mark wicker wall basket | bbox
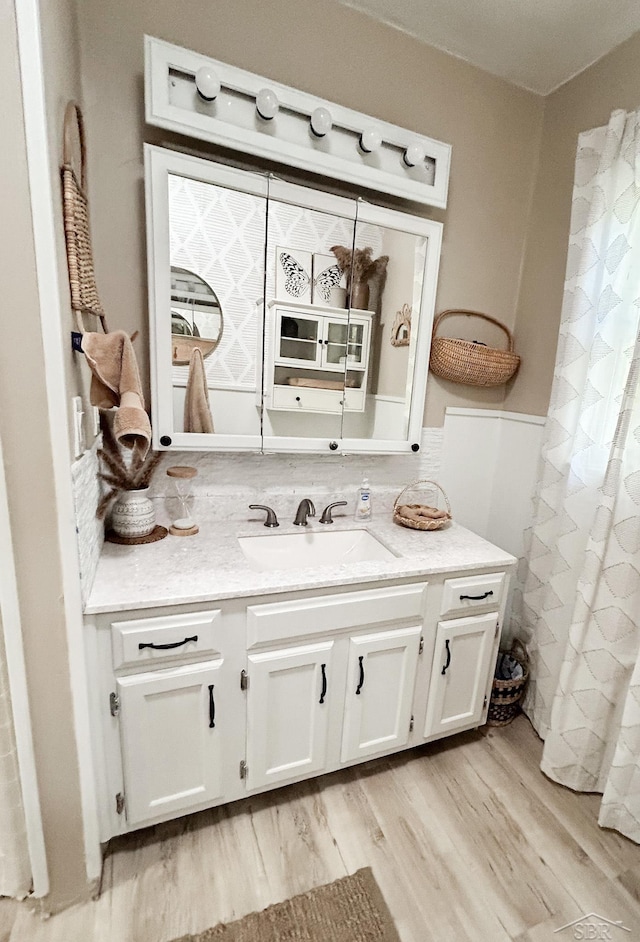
[487,639,529,727]
[393,480,452,531]
[429,309,520,387]
[61,101,109,336]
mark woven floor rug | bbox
[170,868,401,942]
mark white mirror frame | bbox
[145,144,442,455]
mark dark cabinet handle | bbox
[138,635,198,651]
[319,663,327,704]
[459,591,493,601]
[160,435,172,446]
[208,684,215,728]
[356,655,365,695]
[441,639,451,676]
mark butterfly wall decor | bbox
[312,253,346,306]
[276,247,312,303]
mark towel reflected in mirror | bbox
[184,346,214,434]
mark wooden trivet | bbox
[169,524,199,537]
[106,525,168,545]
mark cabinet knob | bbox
[329,441,338,451]
[295,396,301,402]
[411,443,420,452]
[160,435,172,447]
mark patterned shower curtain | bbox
[519,109,640,841]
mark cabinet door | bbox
[274,309,322,367]
[341,625,421,763]
[246,641,334,791]
[117,660,224,827]
[424,613,499,739]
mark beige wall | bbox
[74,0,545,428]
[1,0,91,912]
[507,31,640,415]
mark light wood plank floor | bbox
[2,715,640,941]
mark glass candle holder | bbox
[166,465,198,536]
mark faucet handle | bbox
[319,501,347,524]
[249,504,279,528]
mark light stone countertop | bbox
[84,509,517,615]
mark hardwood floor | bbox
[2,715,640,941]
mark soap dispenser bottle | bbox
[355,477,372,520]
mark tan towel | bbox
[184,347,214,434]
[81,330,151,456]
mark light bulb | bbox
[359,127,382,154]
[195,66,220,102]
[403,142,426,167]
[310,106,332,138]
[256,87,279,120]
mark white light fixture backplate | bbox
[145,36,451,209]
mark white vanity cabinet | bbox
[423,613,500,738]
[340,625,422,763]
[246,640,335,790]
[243,584,426,792]
[117,659,225,827]
[423,572,504,739]
[86,563,512,841]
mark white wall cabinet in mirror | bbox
[145,145,443,454]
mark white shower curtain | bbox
[520,109,640,841]
[0,613,31,897]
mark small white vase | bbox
[110,487,155,539]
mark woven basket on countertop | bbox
[393,480,452,531]
[429,309,520,387]
[487,639,529,727]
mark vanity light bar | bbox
[145,36,451,208]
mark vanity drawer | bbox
[440,572,505,618]
[111,610,222,671]
[271,385,365,414]
[247,583,427,647]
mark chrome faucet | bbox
[293,498,316,526]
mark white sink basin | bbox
[238,528,397,572]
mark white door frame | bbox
[13,0,102,887]
[0,434,48,897]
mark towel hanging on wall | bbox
[82,330,151,456]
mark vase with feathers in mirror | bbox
[96,415,163,540]
[330,246,388,310]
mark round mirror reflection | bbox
[170,267,223,365]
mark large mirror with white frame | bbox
[145,144,442,454]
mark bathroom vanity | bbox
[84,516,515,841]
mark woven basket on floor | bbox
[487,639,529,727]
[61,101,109,336]
[393,480,452,531]
[429,309,520,387]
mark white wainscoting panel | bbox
[439,409,544,559]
